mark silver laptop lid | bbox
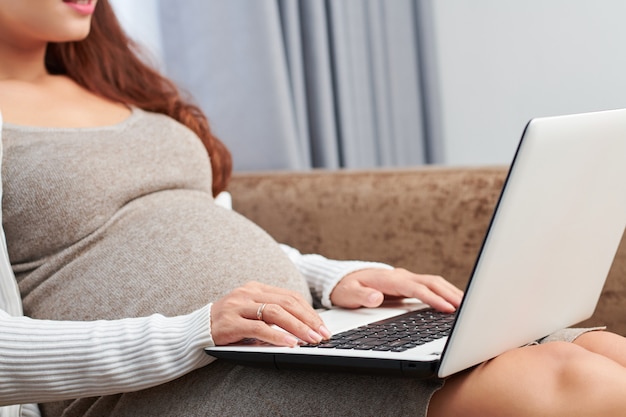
[438,108,626,378]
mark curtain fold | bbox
[158,0,431,172]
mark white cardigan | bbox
[0,113,391,417]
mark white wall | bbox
[109,0,626,168]
[426,0,626,166]
[109,0,164,68]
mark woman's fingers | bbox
[248,302,327,345]
[212,269,464,347]
[329,278,385,309]
[210,282,331,347]
[330,268,464,312]
[390,272,463,312]
[246,283,330,338]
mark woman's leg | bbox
[574,331,626,367]
[428,334,626,417]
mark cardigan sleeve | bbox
[0,305,215,407]
[279,244,393,308]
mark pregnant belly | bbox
[18,190,311,321]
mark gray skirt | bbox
[40,327,599,417]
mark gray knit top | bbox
[1,107,312,321]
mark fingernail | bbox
[441,302,456,313]
[367,292,382,304]
[284,335,299,347]
[319,325,332,340]
[308,329,323,343]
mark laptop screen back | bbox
[438,108,626,378]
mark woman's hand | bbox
[210,281,332,347]
[330,268,463,313]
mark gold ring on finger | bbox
[256,303,267,321]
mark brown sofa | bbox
[228,166,626,335]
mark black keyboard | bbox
[302,308,455,352]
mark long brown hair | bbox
[45,0,232,196]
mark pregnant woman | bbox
[1,1,626,416]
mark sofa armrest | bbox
[228,166,626,335]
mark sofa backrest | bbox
[229,167,626,334]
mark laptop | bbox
[206,107,626,379]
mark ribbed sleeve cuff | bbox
[301,257,393,308]
[279,245,393,308]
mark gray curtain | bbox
[159,0,435,172]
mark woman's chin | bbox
[50,26,93,43]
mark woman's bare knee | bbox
[428,341,626,417]
[429,343,565,417]
[574,331,626,367]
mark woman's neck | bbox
[0,41,132,128]
[0,41,48,82]
[0,74,132,128]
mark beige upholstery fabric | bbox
[229,166,626,335]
